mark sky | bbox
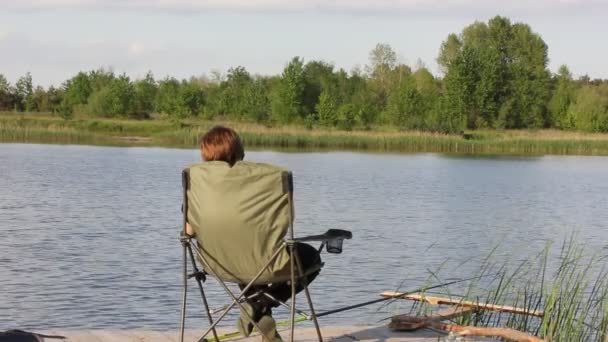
[1,0,607,87]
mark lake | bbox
[1,143,607,330]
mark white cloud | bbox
[2,0,607,14]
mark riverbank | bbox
[3,112,608,155]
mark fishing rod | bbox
[201,274,489,342]
[314,274,488,318]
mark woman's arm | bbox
[185,222,195,236]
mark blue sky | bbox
[1,0,607,87]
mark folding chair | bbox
[178,161,352,342]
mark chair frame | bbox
[178,169,330,342]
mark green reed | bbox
[391,237,608,341]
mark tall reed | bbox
[389,237,608,341]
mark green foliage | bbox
[441,16,551,130]
[62,72,92,108]
[568,85,608,132]
[155,77,204,118]
[386,76,423,129]
[15,72,34,111]
[87,75,137,117]
[3,15,608,136]
[0,74,13,111]
[220,66,254,119]
[316,90,336,127]
[271,57,306,124]
[336,103,356,131]
[549,66,576,128]
[134,72,157,115]
[302,60,335,115]
[242,78,270,122]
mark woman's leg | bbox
[261,242,322,306]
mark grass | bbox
[3,112,608,155]
[389,237,608,341]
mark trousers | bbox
[240,242,322,311]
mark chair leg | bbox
[289,244,297,342]
[193,245,289,342]
[180,245,188,342]
[294,252,323,342]
[186,244,219,342]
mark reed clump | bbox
[397,238,608,341]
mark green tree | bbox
[336,103,356,131]
[155,77,183,116]
[0,74,14,111]
[88,68,115,92]
[568,84,608,132]
[15,72,34,111]
[385,76,422,129]
[271,57,305,124]
[179,80,205,117]
[87,75,137,117]
[437,33,462,73]
[134,71,157,115]
[549,65,576,128]
[242,78,270,122]
[302,60,335,115]
[221,66,253,119]
[366,43,397,111]
[62,72,92,110]
[439,16,551,129]
[316,90,336,127]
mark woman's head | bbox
[198,126,244,166]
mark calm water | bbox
[1,143,607,330]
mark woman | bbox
[186,126,321,342]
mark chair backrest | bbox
[185,160,293,284]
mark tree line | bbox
[1,16,607,133]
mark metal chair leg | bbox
[187,244,219,342]
[289,243,297,342]
[180,244,188,342]
[294,252,323,342]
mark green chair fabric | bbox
[186,161,293,284]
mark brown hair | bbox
[198,126,244,166]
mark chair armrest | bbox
[289,229,352,254]
[292,229,353,242]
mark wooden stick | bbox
[440,323,544,342]
[389,315,544,342]
[381,291,545,317]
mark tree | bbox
[336,103,356,131]
[87,75,137,117]
[179,80,205,117]
[316,90,336,127]
[568,84,608,132]
[437,34,462,73]
[385,76,423,129]
[220,66,253,119]
[15,72,34,111]
[302,60,335,115]
[134,71,157,115]
[549,65,576,128]
[271,57,305,124]
[242,78,270,122]
[439,16,551,129]
[155,77,183,116]
[62,72,92,109]
[0,74,14,111]
[366,43,397,110]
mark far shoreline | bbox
[3,112,608,156]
